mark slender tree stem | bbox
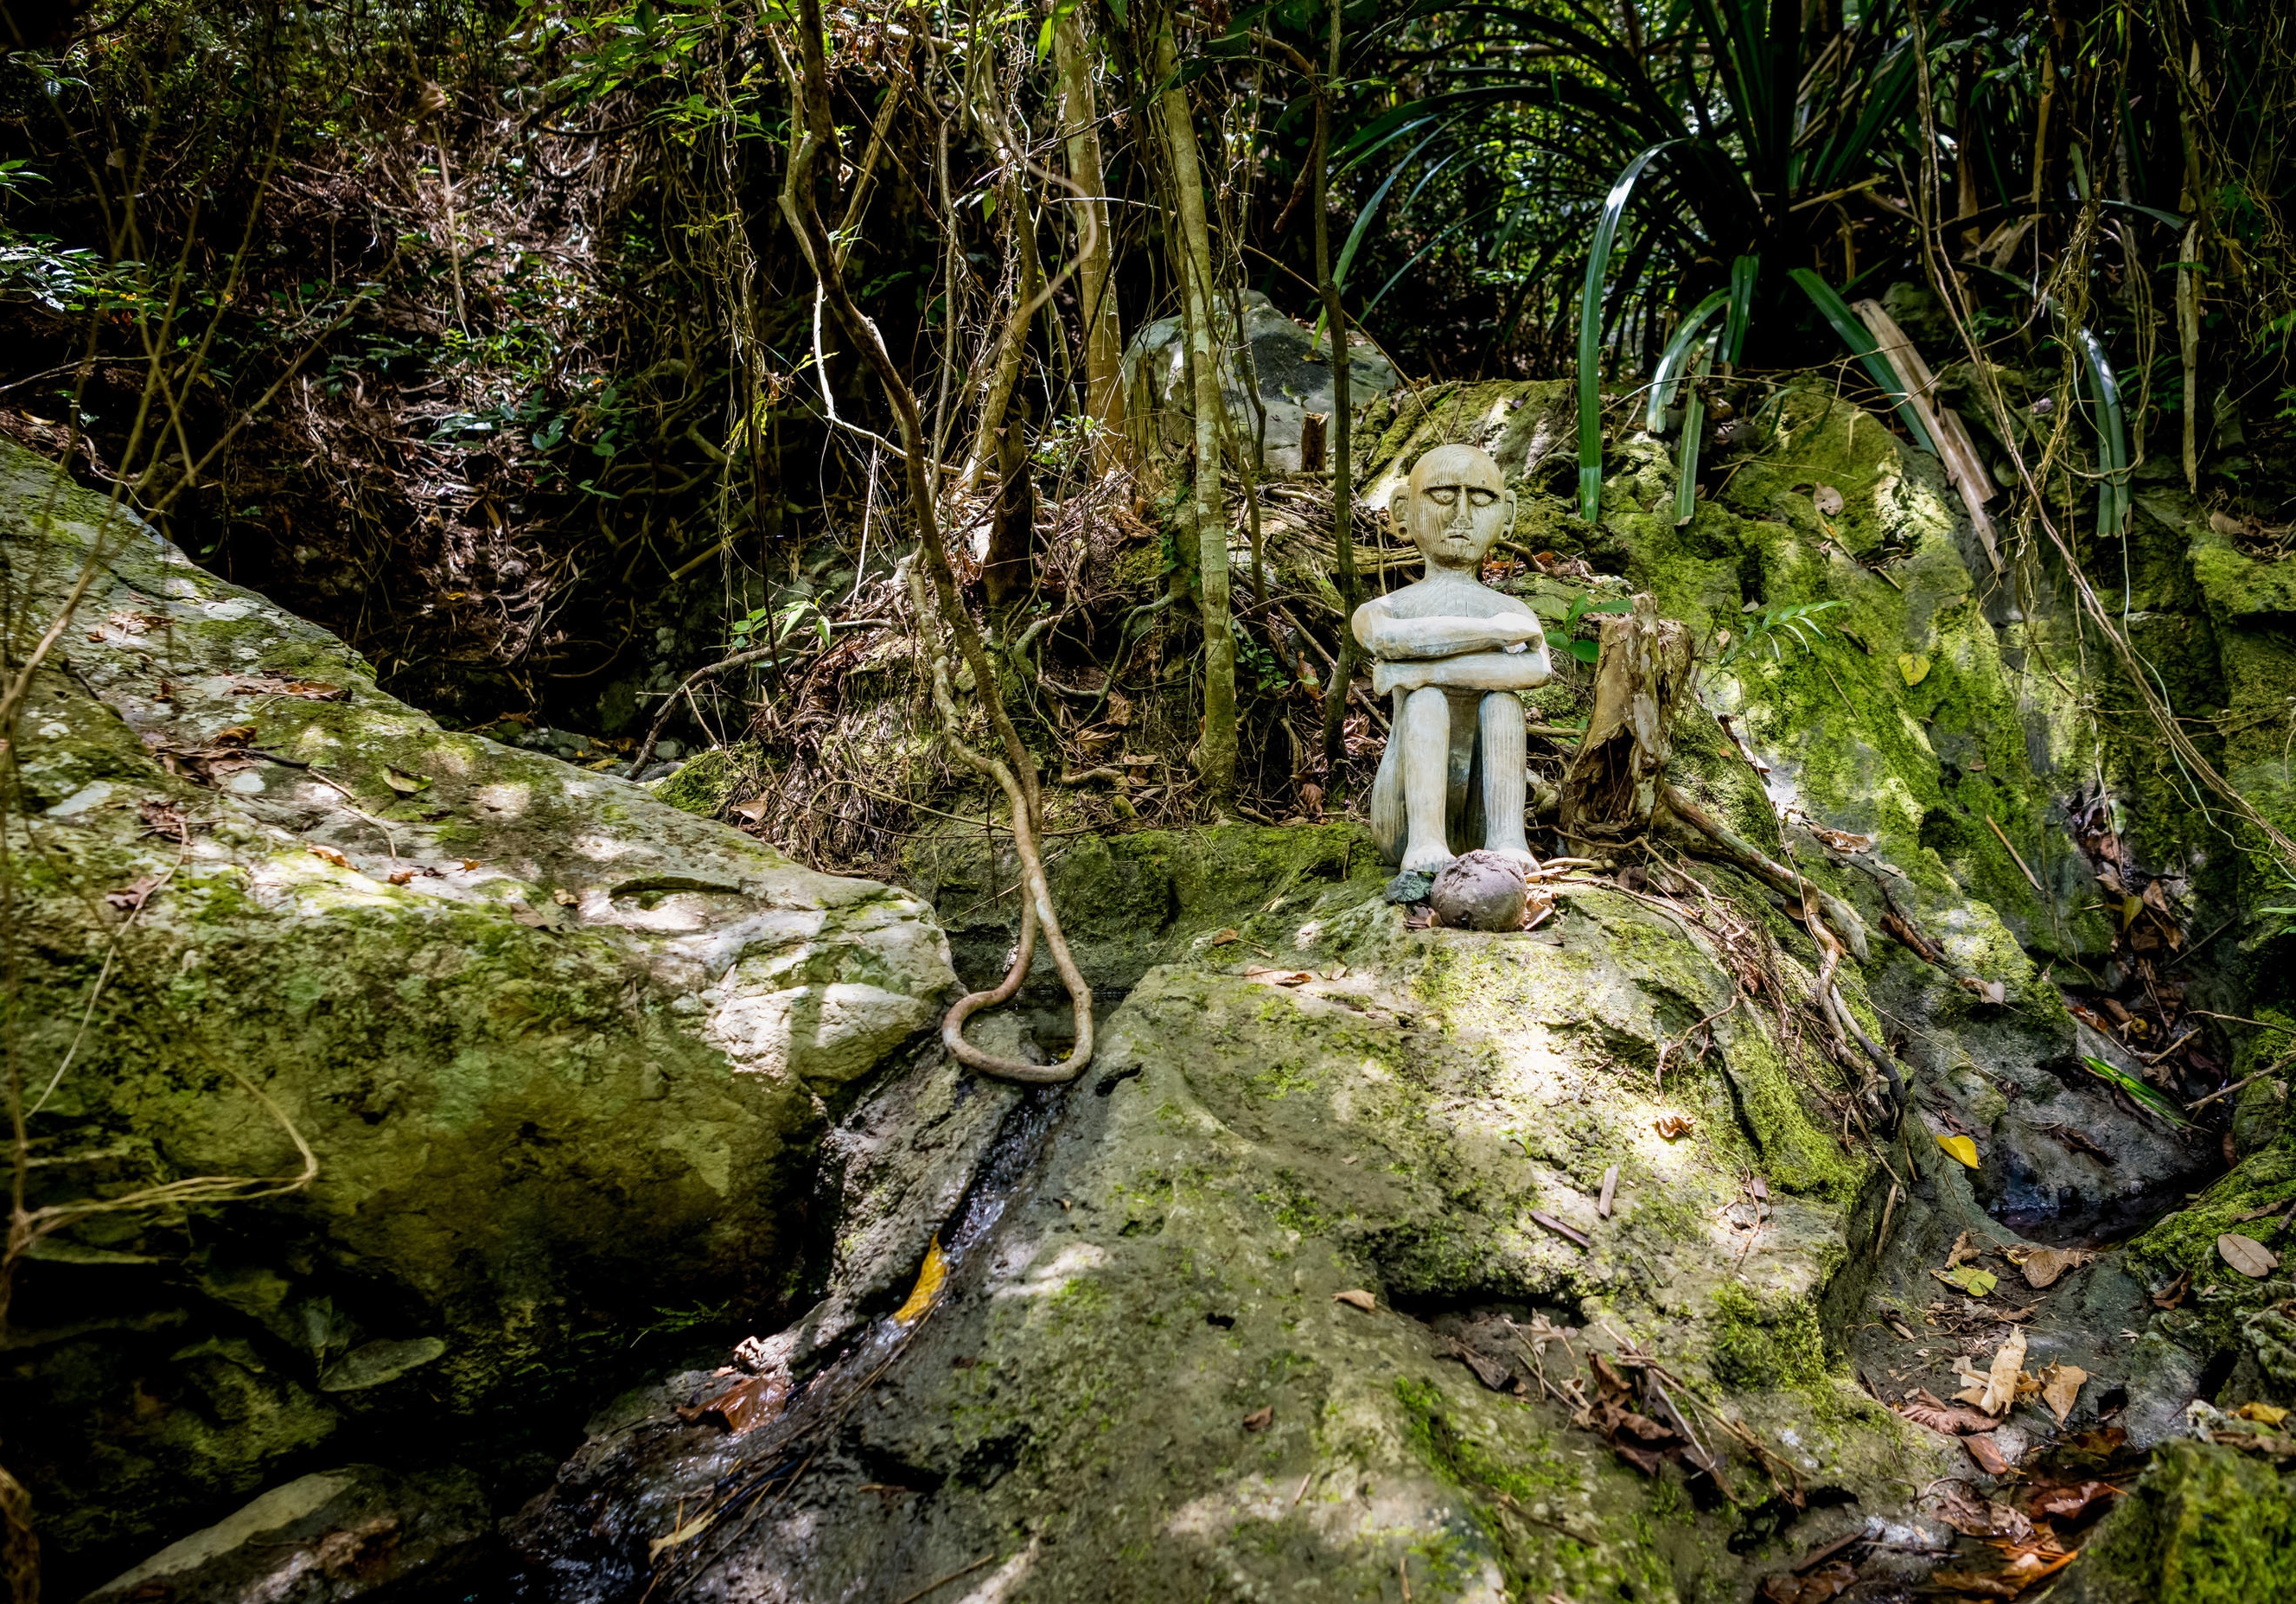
[1155,16,1238,811]
[1314,0,1357,775]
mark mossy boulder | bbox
[514,823,1955,1602]
[0,438,957,1585]
[2052,1439,2296,1604]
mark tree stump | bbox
[1298,410,1329,475]
[1557,593,1693,849]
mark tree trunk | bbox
[964,169,1042,493]
[984,399,1036,608]
[1156,18,1237,811]
[1054,9,1128,476]
[1313,0,1356,775]
[1556,595,1693,847]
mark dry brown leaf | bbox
[1333,1289,1377,1312]
[1245,967,1315,986]
[388,869,417,886]
[1933,1486,2034,1541]
[1806,824,1874,854]
[673,1371,788,1436]
[1946,1230,1980,1269]
[1896,1388,1999,1436]
[2030,1479,2119,1521]
[1242,1405,1273,1432]
[1654,1115,1693,1140]
[552,888,579,906]
[1209,929,1240,945]
[2039,1363,2088,1425]
[1756,1562,1854,1604]
[2016,1245,2095,1289]
[2219,1233,2281,1278]
[309,845,351,868]
[1964,1433,2012,1475]
[104,876,161,913]
[459,859,481,871]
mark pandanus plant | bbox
[1307,0,2146,527]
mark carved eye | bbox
[1469,489,1498,507]
[1428,488,1457,506]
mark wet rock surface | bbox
[82,1465,492,1604]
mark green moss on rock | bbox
[2055,1440,2296,1604]
[1706,1281,1830,1390]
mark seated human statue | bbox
[1351,443,1552,874]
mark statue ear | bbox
[1503,484,1519,530]
[1389,487,1411,529]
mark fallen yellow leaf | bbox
[1936,1134,1980,1169]
[646,1511,715,1564]
[2235,1401,2290,1426]
[2040,1363,2088,1424]
[1971,1327,2025,1415]
[1897,652,1931,687]
[892,1237,948,1325]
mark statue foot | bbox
[1400,841,1455,874]
[1482,845,1539,870]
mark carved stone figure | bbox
[1353,444,1551,872]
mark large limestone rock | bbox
[0,438,955,1582]
[509,826,1968,1601]
[1122,290,1401,476]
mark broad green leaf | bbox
[1646,291,1728,432]
[1577,141,1681,523]
[1788,266,1937,455]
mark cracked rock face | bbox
[0,439,955,1580]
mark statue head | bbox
[1392,444,1515,574]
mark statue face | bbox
[1394,444,1514,573]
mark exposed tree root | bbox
[905,560,1094,1084]
[775,13,1092,1084]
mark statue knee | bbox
[1402,686,1450,732]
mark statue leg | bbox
[1478,690,1534,866]
[1369,689,1406,863]
[1400,686,1454,873]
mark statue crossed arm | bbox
[1352,444,1552,874]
